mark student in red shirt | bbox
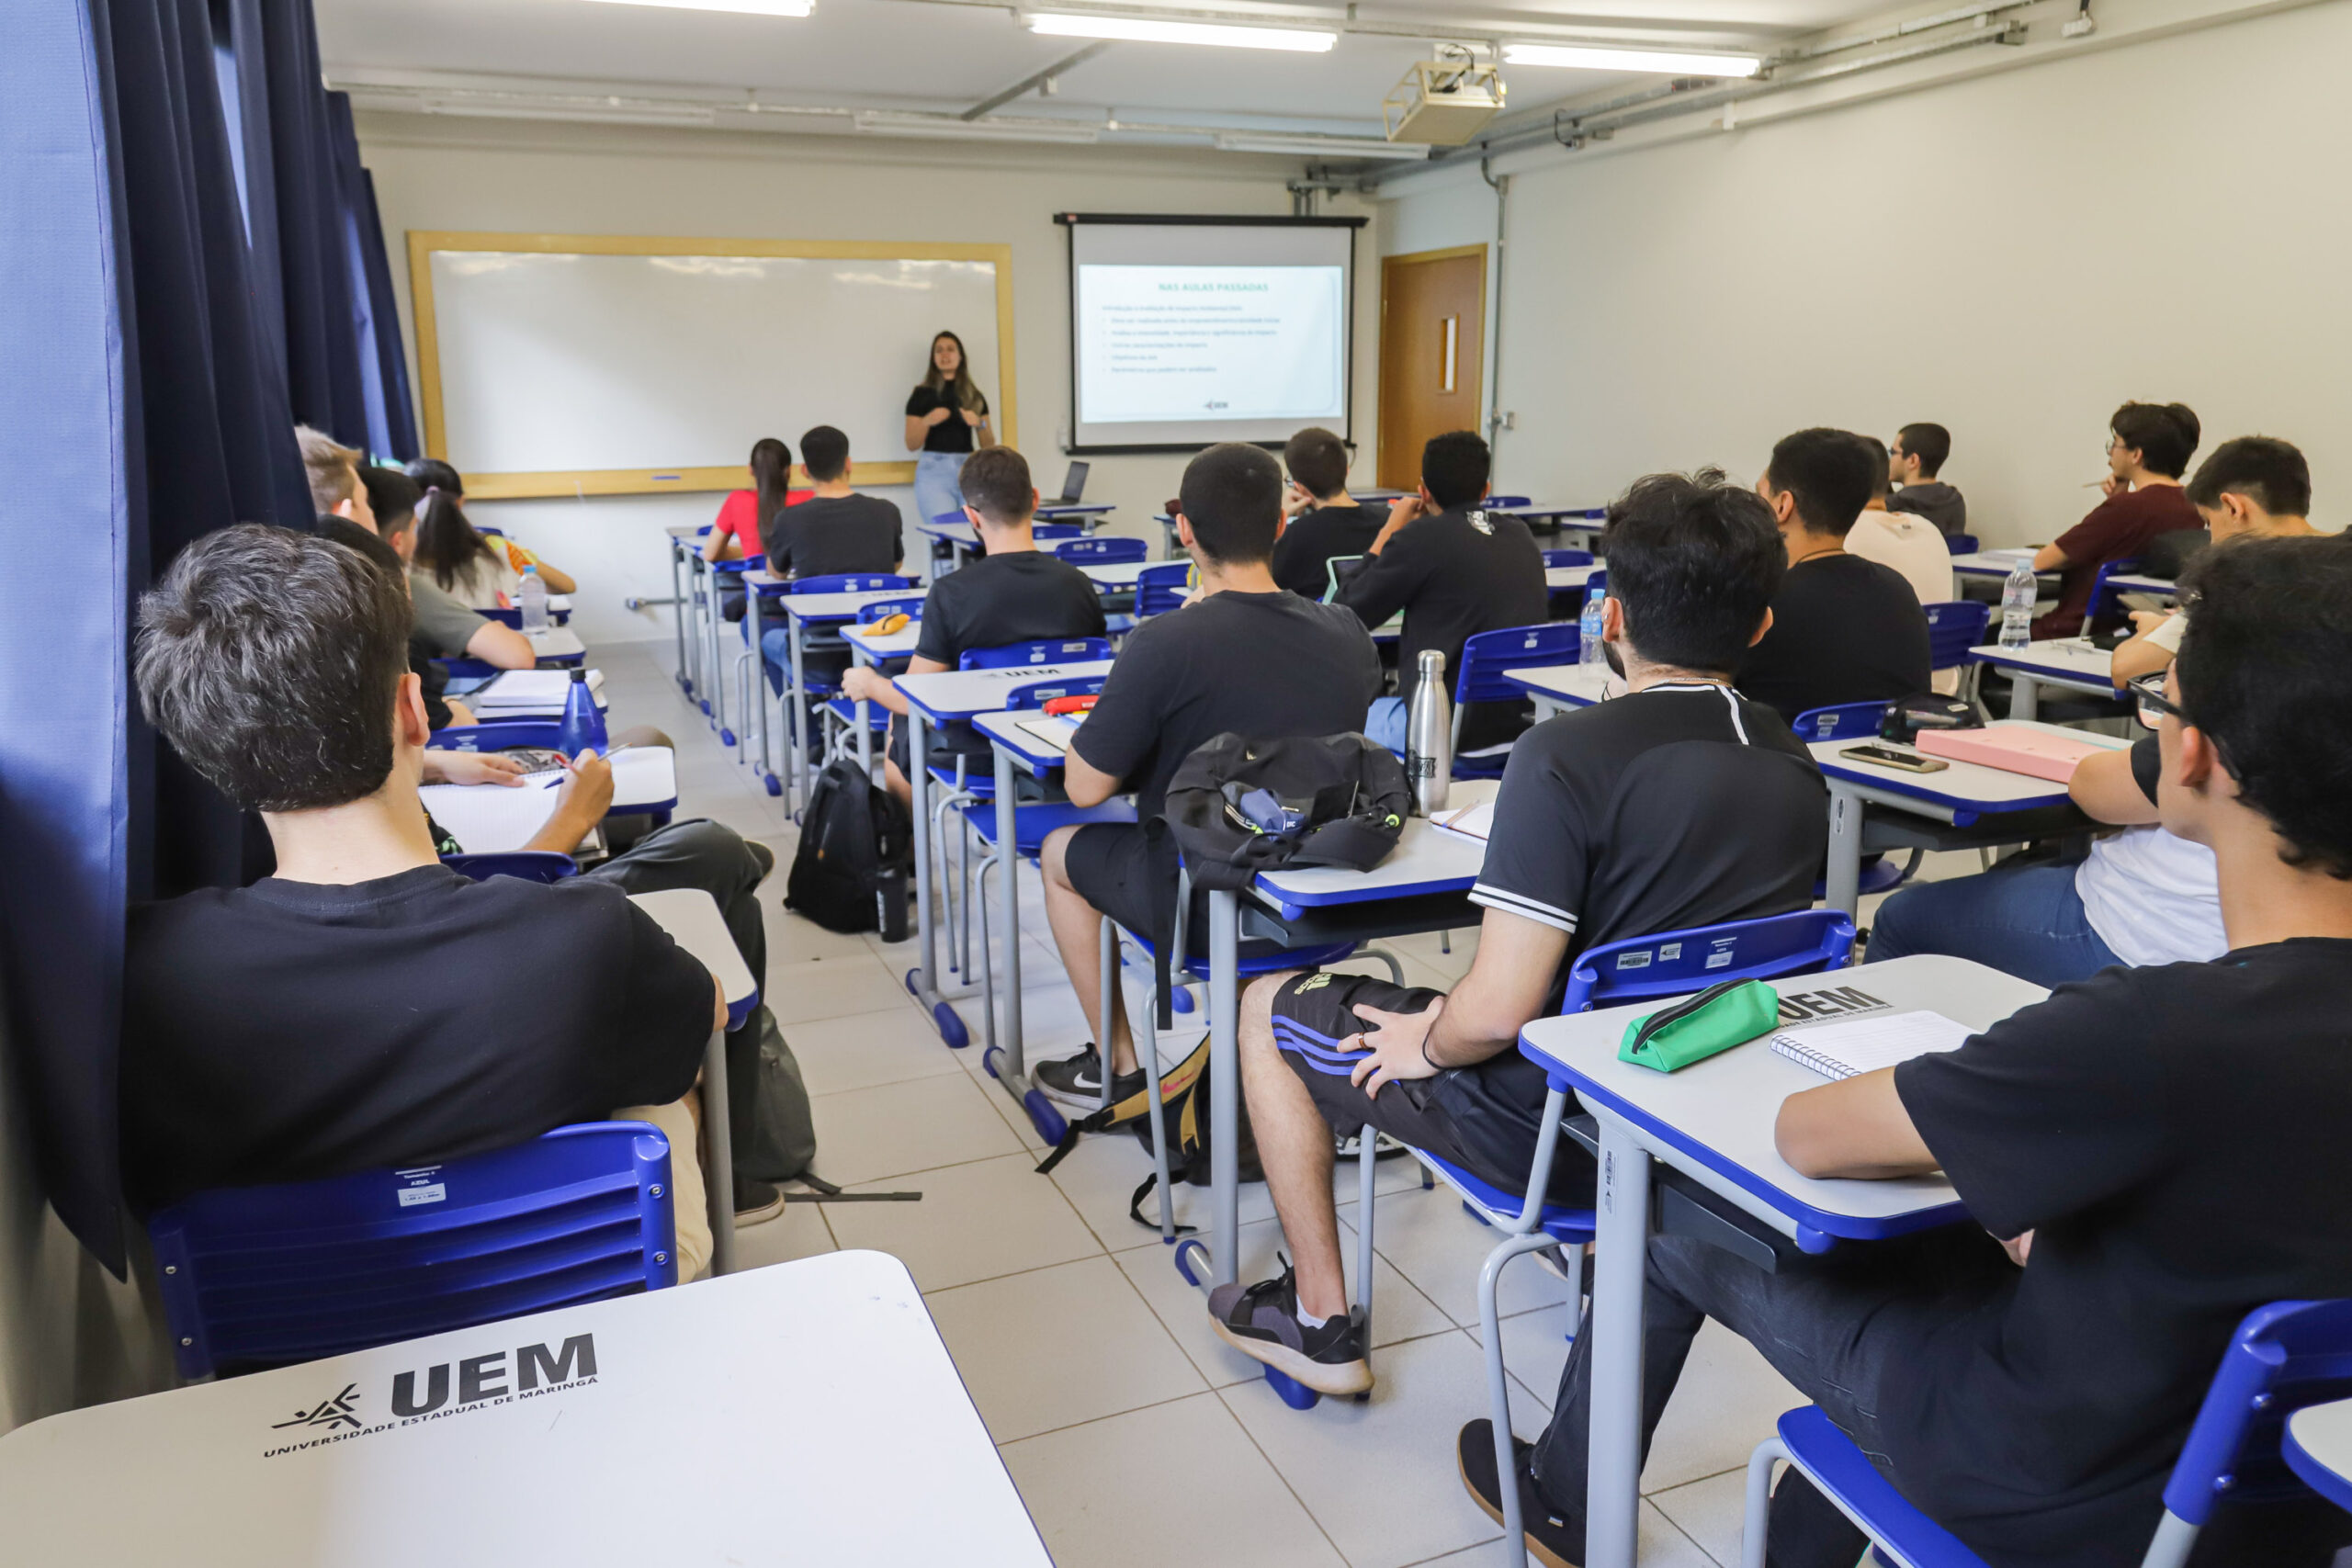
[2030,401,2202,637]
[703,437,810,621]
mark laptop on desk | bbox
[1047,462,1089,506]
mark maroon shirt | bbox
[2033,484,2202,637]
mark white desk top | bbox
[1807,720,2127,811]
[2287,1399,2352,1506]
[898,660,1115,724]
[1950,547,2050,578]
[1545,564,1598,592]
[546,593,573,613]
[1521,954,2047,1240]
[525,626,585,660]
[843,621,922,659]
[663,523,703,540]
[1078,559,1157,588]
[1503,662,1617,709]
[774,589,923,623]
[630,886,755,1007]
[974,708,1081,775]
[0,1251,1046,1568]
[1967,637,2118,684]
[2107,572,2176,595]
[1250,780,1498,915]
[424,749,678,855]
[1495,502,1606,524]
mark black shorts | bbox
[1269,971,1594,1204]
[1062,821,1184,939]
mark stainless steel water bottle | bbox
[1406,649,1452,816]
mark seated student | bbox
[1030,444,1384,1107]
[1885,421,1967,536]
[320,515,468,733]
[838,446,1107,807]
[1473,536,2352,1568]
[700,438,809,624]
[356,465,535,675]
[1208,470,1826,1395]
[1847,435,1956,608]
[1335,431,1548,753]
[2030,400,2203,637]
[763,424,904,579]
[122,525,724,1276]
[407,457,577,608]
[2112,434,2323,684]
[1738,428,1932,724]
[1269,427,1383,600]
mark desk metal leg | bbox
[670,543,689,691]
[906,711,967,1048]
[1586,1113,1651,1568]
[700,1028,737,1278]
[1825,784,1864,918]
[995,743,1023,1076]
[787,624,809,816]
[2010,673,2041,722]
[1208,889,1239,1288]
[707,571,729,733]
[686,561,707,707]
[855,696,874,779]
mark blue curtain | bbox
[329,91,420,458]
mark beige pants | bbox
[614,1098,714,1283]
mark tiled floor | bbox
[599,640,1963,1568]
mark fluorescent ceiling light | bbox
[423,97,719,127]
[582,0,814,16]
[1215,133,1430,162]
[1026,12,1336,51]
[855,110,1101,143]
[1504,42,1759,76]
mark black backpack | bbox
[785,756,913,934]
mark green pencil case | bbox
[1617,978,1780,1073]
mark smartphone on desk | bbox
[1840,743,1949,773]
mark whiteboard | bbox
[410,236,1014,499]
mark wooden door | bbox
[1377,245,1487,490]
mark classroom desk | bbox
[0,1250,1047,1568]
[2286,1399,2352,1517]
[1495,502,1607,538]
[1077,559,1154,591]
[467,670,613,721]
[922,508,1111,575]
[1965,637,2118,719]
[2106,571,2177,597]
[524,626,586,666]
[628,887,756,1278]
[1545,563,1598,594]
[663,524,702,697]
[1809,721,2128,913]
[1949,547,2048,581]
[896,662,1116,1052]
[1521,953,2047,1568]
[836,620,922,775]
[423,747,680,853]
[1501,661,1616,719]
[744,579,922,808]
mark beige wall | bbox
[1379,0,2350,546]
[356,117,1382,643]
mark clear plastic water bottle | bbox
[1579,584,1607,665]
[518,564,549,634]
[1999,560,2037,649]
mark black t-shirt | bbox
[1271,502,1385,600]
[1890,942,2352,1563]
[1737,551,1933,725]
[121,865,715,1213]
[912,548,1109,760]
[1887,481,1967,536]
[1071,589,1382,822]
[1439,681,1827,1140]
[1335,503,1550,750]
[763,493,905,579]
[905,384,989,455]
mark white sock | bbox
[1295,1304,1329,1330]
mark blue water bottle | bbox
[556,668,608,757]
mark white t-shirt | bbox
[1847,510,1958,693]
[2144,610,2187,653]
[2075,825,2228,967]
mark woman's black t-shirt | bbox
[907,383,989,454]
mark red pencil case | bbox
[1041,694,1098,717]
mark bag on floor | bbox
[1032,1038,1261,1231]
[732,1008,818,1183]
[785,755,912,933]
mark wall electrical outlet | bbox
[2062,10,2098,36]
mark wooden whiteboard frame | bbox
[407,232,1019,501]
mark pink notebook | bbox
[1914,726,2110,782]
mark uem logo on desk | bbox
[261,1334,600,1459]
[1775,986,1889,1023]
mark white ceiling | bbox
[319,0,1900,142]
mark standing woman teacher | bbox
[905,330,992,530]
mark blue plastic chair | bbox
[789,572,917,596]
[480,604,571,629]
[856,595,927,626]
[1054,536,1148,564]
[1744,1297,2352,1568]
[1135,562,1192,617]
[1541,547,1595,569]
[442,852,577,884]
[959,637,1114,671]
[1034,521,1085,541]
[1452,623,1579,777]
[148,1122,681,1379]
[1791,701,1892,742]
[1944,533,1980,556]
[2085,556,2143,633]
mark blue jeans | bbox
[912,450,969,533]
[1866,861,2122,987]
[1364,695,1408,751]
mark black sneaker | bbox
[1034,1044,1145,1109]
[732,1177,786,1227]
[1457,1419,1583,1568]
[1205,1260,1372,1396]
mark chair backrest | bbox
[429,722,562,752]
[1585,568,1607,596]
[789,573,916,594]
[442,852,579,885]
[1561,909,1856,1013]
[929,509,967,528]
[148,1122,680,1380]
[1052,536,1148,564]
[708,554,764,575]
[2164,1298,2352,1526]
[1944,532,1979,556]
[430,657,499,682]
[1790,701,1892,742]
[1457,623,1582,705]
[1486,493,1532,509]
[1541,548,1595,569]
[2085,556,2143,630]
[1136,561,1193,617]
[960,637,1114,671]
[1005,673,1109,711]
[1923,599,1991,671]
[855,595,927,625]
[1033,521,1085,540]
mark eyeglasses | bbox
[2129,673,2183,728]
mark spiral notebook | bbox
[1769,1010,1973,1080]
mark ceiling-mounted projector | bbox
[1382,47,1505,145]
